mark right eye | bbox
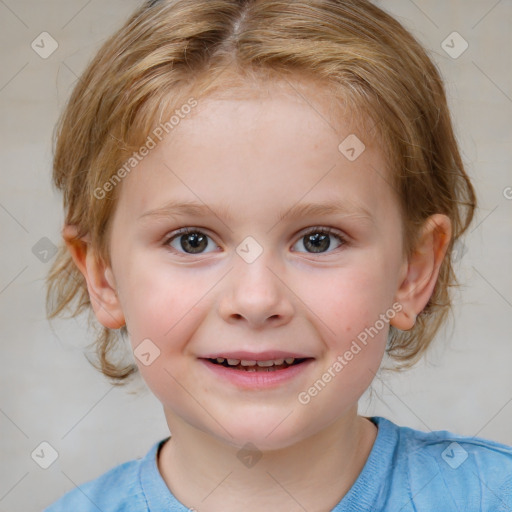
[164,228,219,256]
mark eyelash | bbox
[163,226,348,257]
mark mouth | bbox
[199,352,315,388]
[204,357,311,372]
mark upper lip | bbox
[201,350,313,361]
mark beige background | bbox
[0,0,511,510]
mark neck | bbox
[158,407,377,512]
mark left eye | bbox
[165,228,218,255]
[291,227,346,254]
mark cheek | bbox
[117,258,215,397]
[126,298,200,410]
[303,259,394,344]
[294,268,390,422]
[119,257,200,342]
[294,259,392,398]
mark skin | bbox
[64,79,451,512]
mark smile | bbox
[207,357,308,371]
[200,355,314,389]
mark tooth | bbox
[240,360,257,366]
[216,357,225,363]
[256,360,274,367]
[246,367,257,372]
[274,359,284,365]
[284,357,295,364]
[227,359,241,365]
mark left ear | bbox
[391,214,452,331]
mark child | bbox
[44,0,512,510]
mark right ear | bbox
[62,225,125,329]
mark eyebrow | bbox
[138,199,374,225]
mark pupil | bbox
[306,233,330,253]
[181,232,207,253]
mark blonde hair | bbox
[46,0,476,383]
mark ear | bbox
[62,225,125,329]
[391,214,452,331]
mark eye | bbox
[163,226,347,257]
[164,228,218,256]
[291,227,347,254]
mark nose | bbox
[217,252,295,329]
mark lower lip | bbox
[200,359,314,389]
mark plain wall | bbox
[0,0,511,510]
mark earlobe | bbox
[62,225,125,329]
[390,214,452,331]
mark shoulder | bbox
[390,416,512,472]
[42,444,159,512]
[374,416,512,511]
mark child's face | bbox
[105,81,409,449]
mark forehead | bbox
[115,80,395,224]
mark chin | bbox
[209,414,312,452]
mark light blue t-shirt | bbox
[43,416,512,511]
